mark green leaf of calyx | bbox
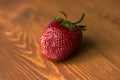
[78,25,87,31]
[67,21,75,30]
[74,13,85,24]
[61,20,67,26]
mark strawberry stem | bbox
[55,11,86,31]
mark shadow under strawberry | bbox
[61,37,97,63]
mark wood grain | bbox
[0,0,120,80]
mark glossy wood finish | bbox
[0,0,120,80]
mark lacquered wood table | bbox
[0,0,120,80]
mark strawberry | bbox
[40,11,86,62]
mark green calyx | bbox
[55,11,86,31]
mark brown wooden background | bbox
[0,0,120,80]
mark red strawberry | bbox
[40,11,86,62]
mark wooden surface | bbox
[0,0,120,80]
